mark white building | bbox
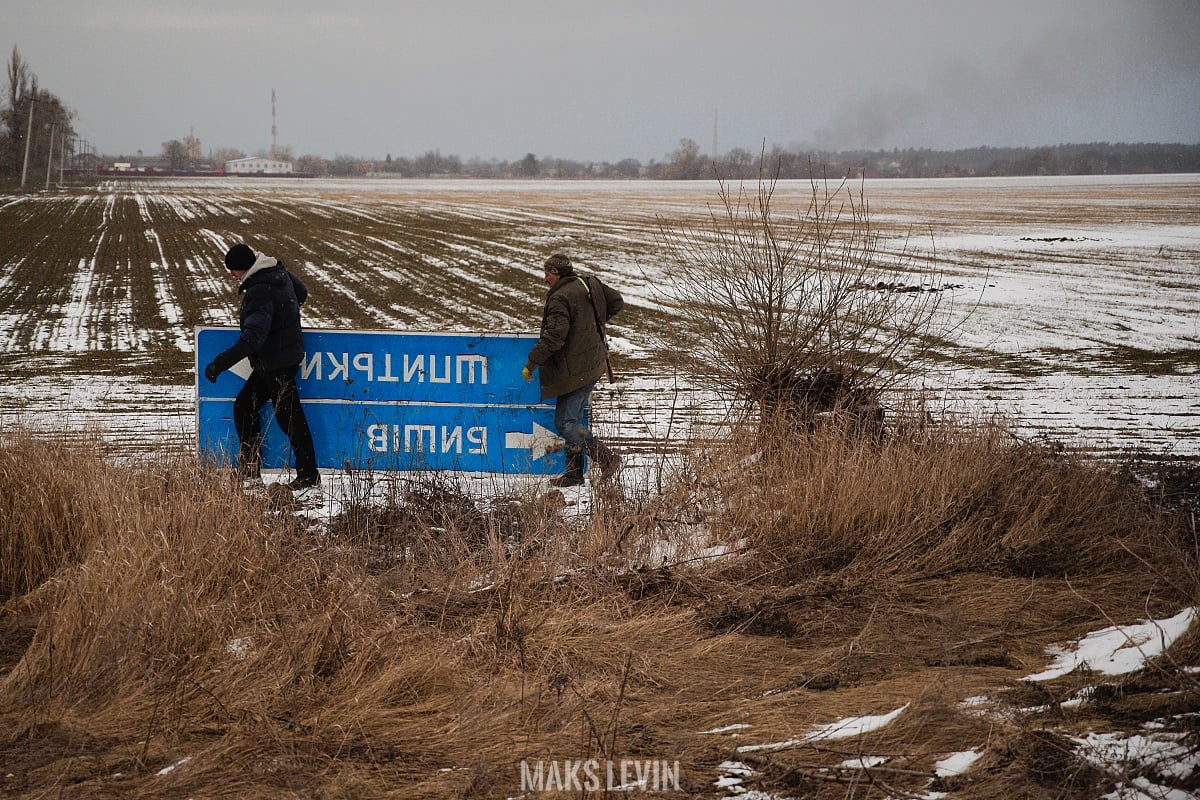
[223,157,294,175]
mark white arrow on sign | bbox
[229,358,253,380]
[505,422,564,462]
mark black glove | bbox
[204,362,221,383]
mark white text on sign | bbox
[366,424,487,455]
[301,352,489,385]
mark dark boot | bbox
[236,451,261,483]
[288,473,321,491]
[550,447,585,487]
[585,438,621,481]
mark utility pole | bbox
[45,123,56,190]
[19,99,35,189]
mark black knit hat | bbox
[543,253,573,276]
[225,243,256,271]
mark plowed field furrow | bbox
[0,195,108,353]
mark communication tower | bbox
[271,89,278,159]
[713,108,718,163]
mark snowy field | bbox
[0,173,1196,467]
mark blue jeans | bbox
[554,380,596,451]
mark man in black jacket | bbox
[523,253,623,487]
[204,243,320,490]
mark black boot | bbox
[236,454,261,484]
[585,438,621,481]
[288,473,321,491]
[550,447,585,487]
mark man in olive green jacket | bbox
[523,253,623,487]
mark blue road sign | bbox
[196,327,569,474]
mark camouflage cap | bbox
[543,253,574,275]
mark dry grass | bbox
[0,419,1197,799]
[705,412,1191,586]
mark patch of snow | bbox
[1024,607,1197,681]
[737,703,910,753]
[1100,776,1199,800]
[226,636,254,660]
[1075,728,1199,782]
[714,761,761,797]
[156,756,192,776]
[838,755,890,769]
[1061,686,1098,709]
[934,748,984,777]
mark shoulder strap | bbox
[577,276,604,329]
[577,276,615,382]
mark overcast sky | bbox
[8,0,1199,163]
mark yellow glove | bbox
[522,366,533,381]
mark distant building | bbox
[224,157,294,175]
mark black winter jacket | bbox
[212,255,309,373]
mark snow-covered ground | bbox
[0,173,1196,464]
[710,606,1199,800]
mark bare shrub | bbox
[655,160,951,429]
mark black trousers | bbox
[233,365,319,480]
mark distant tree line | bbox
[127,135,1200,182]
[796,142,1200,180]
[103,138,1200,182]
[308,140,1200,180]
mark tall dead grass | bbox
[701,412,1193,589]
[0,420,1195,799]
[0,432,118,600]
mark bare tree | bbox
[518,152,539,177]
[5,46,29,109]
[162,139,188,171]
[666,137,704,180]
[0,48,30,176]
[211,147,245,166]
[656,159,951,430]
[295,154,329,176]
[182,134,202,168]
